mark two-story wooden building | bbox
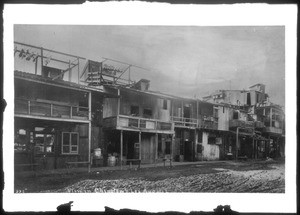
[14,42,114,170]
[102,81,174,165]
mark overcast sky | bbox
[14,25,285,106]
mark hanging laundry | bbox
[25,50,32,61]
[14,46,18,56]
[19,49,25,58]
[32,53,39,62]
[44,56,51,66]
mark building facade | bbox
[13,42,285,171]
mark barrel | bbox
[94,148,101,159]
[108,156,116,167]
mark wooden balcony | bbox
[171,116,198,128]
[15,98,89,122]
[103,115,174,133]
[229,119,254,128]
[264,127,283,134]
[198,116,218,130]
[254,121,265,128]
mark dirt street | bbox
[30,160,284,193]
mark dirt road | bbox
[40,160,284,193]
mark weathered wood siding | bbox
[201,132,220,161]
[141,133,156,163]
[103,98,118,118]
[217,106,230,131]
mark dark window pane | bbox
[131,106,139,116]
[63,133,70,146]
[63,146,69,153]
[163,100,168,110]
[165,141,171,154]
[71,133,78,146]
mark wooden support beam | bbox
[68,60,72,81]
[155,133,158,162]
[88,91,92,173]
[236,127,239,160]
[120,130,123,170]
[270,108,272,127]
[196,100,199,127]
[194,130,198,162]
[181,101,184,119]
[139,131,142,160]
[171,134,174,165]
[41,48,44,75]
[117,89,121,116]
[35,57,38,75]
[77,58,80,84]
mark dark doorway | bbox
[183,106,191,118]
[184,140,193,161]
[124,132,139,159]
[247,93,251,105]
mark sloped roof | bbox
[14,70,114,96]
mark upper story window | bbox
[62,132,78,154]
[247,92,251,105]
[163,99,168,110]
[143,108,152,118]
[233,111,239,119]
[130,105,139,116]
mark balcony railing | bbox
[198,116,218,130]
[171,116,198,128]
[103,115,173,132]
[229,119,254,128]
[264,127,283,134]
[15,98,89,120]
[254,121,265,128]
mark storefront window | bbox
[62,132,78,154]
[14,129,27,152]
[34,132,54,154]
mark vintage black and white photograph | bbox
[3,3,297,213]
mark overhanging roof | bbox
[15,70,116,97]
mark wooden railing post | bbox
[28,100,31,114]
[50,104,53,117]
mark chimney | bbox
[133,79,150,91]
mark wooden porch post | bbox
[88,91,92,173]
[139,131,142,161]
[41,47,43,75]
[117,89,120,115]
[77,58,80,84]
[194,130,198,162]
[35,57,38,75]
[120,130,123,170]
[270,108,273,127]
[171,134,174,165]
[68,60,72,81]
[155,133,158,163]
[196,99,199,127]
[236,127,239,160]
[181,101,184,120]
